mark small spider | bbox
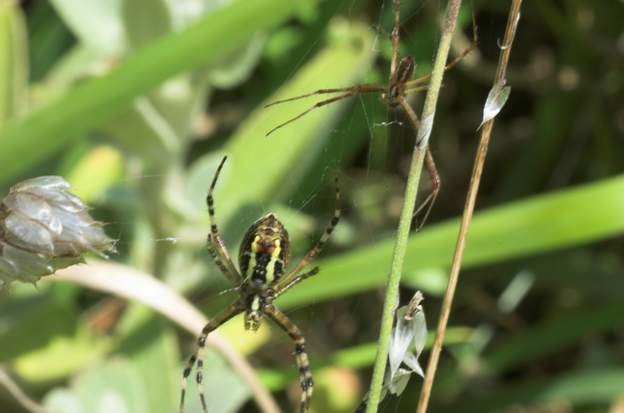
[179,156,340,413]
[265,0,477,225]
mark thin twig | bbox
[52,261,282,413]
[365,1,465,412]
[415,2,523,413]
[0,368,49,413]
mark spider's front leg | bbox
[265,305,314,413]
[396,97,442,229]
[179,302,243,413]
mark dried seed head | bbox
[386,291,427,398]
[0,176,116,287]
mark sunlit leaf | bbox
[277,175,624,309]
[50,0,126,56]
[0,1,28,128]
[0,0,304,184]
[43,360,149,413]
[122,0,173,51]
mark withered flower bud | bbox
[0,176,115,287]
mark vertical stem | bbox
[415,2,523,413]
[365,1,464,412]
[0,368,48,413]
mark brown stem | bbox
[0,368,49,413]
[415,2,523,413]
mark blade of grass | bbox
[434,300,624,396]
[275,174,624,309]
[184,20,376,224]
[486,301,624,373]
[0,0,301,184]
[0,0,28,128]
[436,368,624,413]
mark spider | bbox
[265,0,477,225]
[179,156,340,413]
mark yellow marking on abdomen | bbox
[265,240,282,283]
[246,252,257,279]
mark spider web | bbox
[48,1,450,411]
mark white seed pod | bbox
[386,291,427,397]
[478,79,511,130]
[0,176,115,287]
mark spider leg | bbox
[275,180,340,290]
[265,85,385,136]
[390,0,401,79]
[403,11,478,90]
[206,156,241,284]
[264,305,314,413]
[404,84,428,95]
[265,86,377,108]
[273,267,319,299]
[180,301,243,413]
[207,234,240,285]
[397,96,420,135]
[413,148,441,231]
[396,97,441,229]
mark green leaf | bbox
[0,0,303,185]
[437,368,624,412]
[43,360,149,413]
[50,0,126,55]
[101,97,182,158]
[208,33,267,89]
[486,301,624,373]
[0,291,107,381]
[435,301,624,398]
[14,327,110,383]
[185,20,377,224]
[276,175,624,308]
[180,351,250,413]
[122,0,173,51]
[537,368,624,404]
[116,306,179,413]
[66,145,124,202]
[0,0,28,128]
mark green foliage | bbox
[1,1,623,412]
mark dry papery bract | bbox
[0,176,115,287]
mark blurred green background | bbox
[1,0,623,412]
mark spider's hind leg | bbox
[413,147,441,230]
[179,302,243,413]
[265,305,314,413]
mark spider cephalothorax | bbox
[382,56,416,108]
[180,156,340,413]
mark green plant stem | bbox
[415,2,523,412]
[365,1,464,412]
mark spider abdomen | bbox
[238,213,291,287]
[244,251,283,285]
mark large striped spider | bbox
[266,0,476,225]
[179,156,340,413]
